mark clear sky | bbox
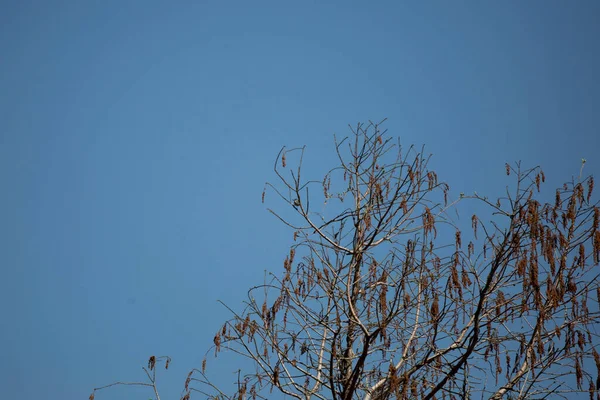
[1,1,599,399]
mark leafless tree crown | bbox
[93,121,600,400]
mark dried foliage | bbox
[187,121,600,400]
[94,121,600,400]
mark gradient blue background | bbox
[1,1,599,399]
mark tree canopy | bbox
[93,121,600,400]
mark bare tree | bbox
[89,356,170,400]
[93,121,600,400]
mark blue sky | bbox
[1,1,599,399]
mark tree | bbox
[92,121,600,400]
[89,356,171,400]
